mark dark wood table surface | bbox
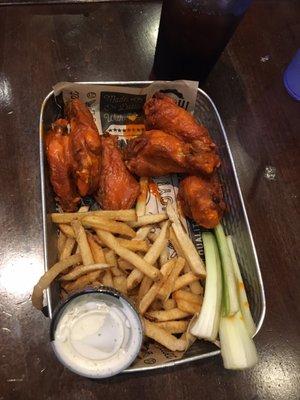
[0,1,299,399]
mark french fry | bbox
[149,299,162,311]
[166,203,206,277]
[87,235,106,263]
[71,220,94,266]
[81,216,136,238]
[113,276,127,295]
[137,276,153,303]
[57,231,67,256]
[62,271,100,294]
[175,299,201,314]
[134,226,153,241]
[136,177,148,218]
[173,272,199,292]
[104,250,124,277]
[78,205,89,213]
[118,259,134,272]
[51,209,137,224]
[162,299,176,310]
[143,319,186,351]
[173,289,203,305]
[158,257,185,301]
[96,230,161,281]
[59,224,75,239]
[159,244,169,267]
[102,270,114,287]
[145,308,190,322]
[60,237,76,260]
[183,263,203,294]
[173,290,202,315]
[139,259,174,315]
[155,320,189,334]
[60,263,110,281]
[128,213,167,228]
[169,226,184,257]
[127,221,169,289]
[32,254,82,309]
[117,238,149,252]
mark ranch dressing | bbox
[51,290,143,378]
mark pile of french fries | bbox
[32,182,207,353]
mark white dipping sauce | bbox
[52,292,143,378]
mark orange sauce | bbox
[149,179,162,203]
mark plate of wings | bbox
[45,92,225,229]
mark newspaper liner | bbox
[53,80,206,369]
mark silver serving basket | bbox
[39,81,266,373]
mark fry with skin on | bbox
[158,257,185,301]
[71,220,94,266]
[128,213,167,228]
[60,263,110,281]
[155,320,189,334]
[173,272,199,292]
[81,216,136,238]
[143,319,186,351]
[166,202,206,277]
[145,308,190,322]
[127,221,169,289]
[51,209,137,224]
[32,253,82,309]
[96,229,161,281]
[60,237,76,260]
[136,177,148,218]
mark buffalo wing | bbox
[124,129,217,177]
[178,175,225,229]
[45,119,81,211]
[65,99,102,197]
[95,136,140,210]
[144,93,220,175]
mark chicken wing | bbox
[45,119,81,211]
[124,129,217,177]
[124,130,188,176]
[178,175,225,229]
[144,93,220,175]
[65,99,102,197]
[95,136,140,210]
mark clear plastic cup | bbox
[50,287,143,378]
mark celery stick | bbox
[227,236,256,337]
[190,232,222,341]
[214,224,239,316]
[219,311,258,369]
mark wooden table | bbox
[0,1,299,399]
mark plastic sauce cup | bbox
[50,287,143,378]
